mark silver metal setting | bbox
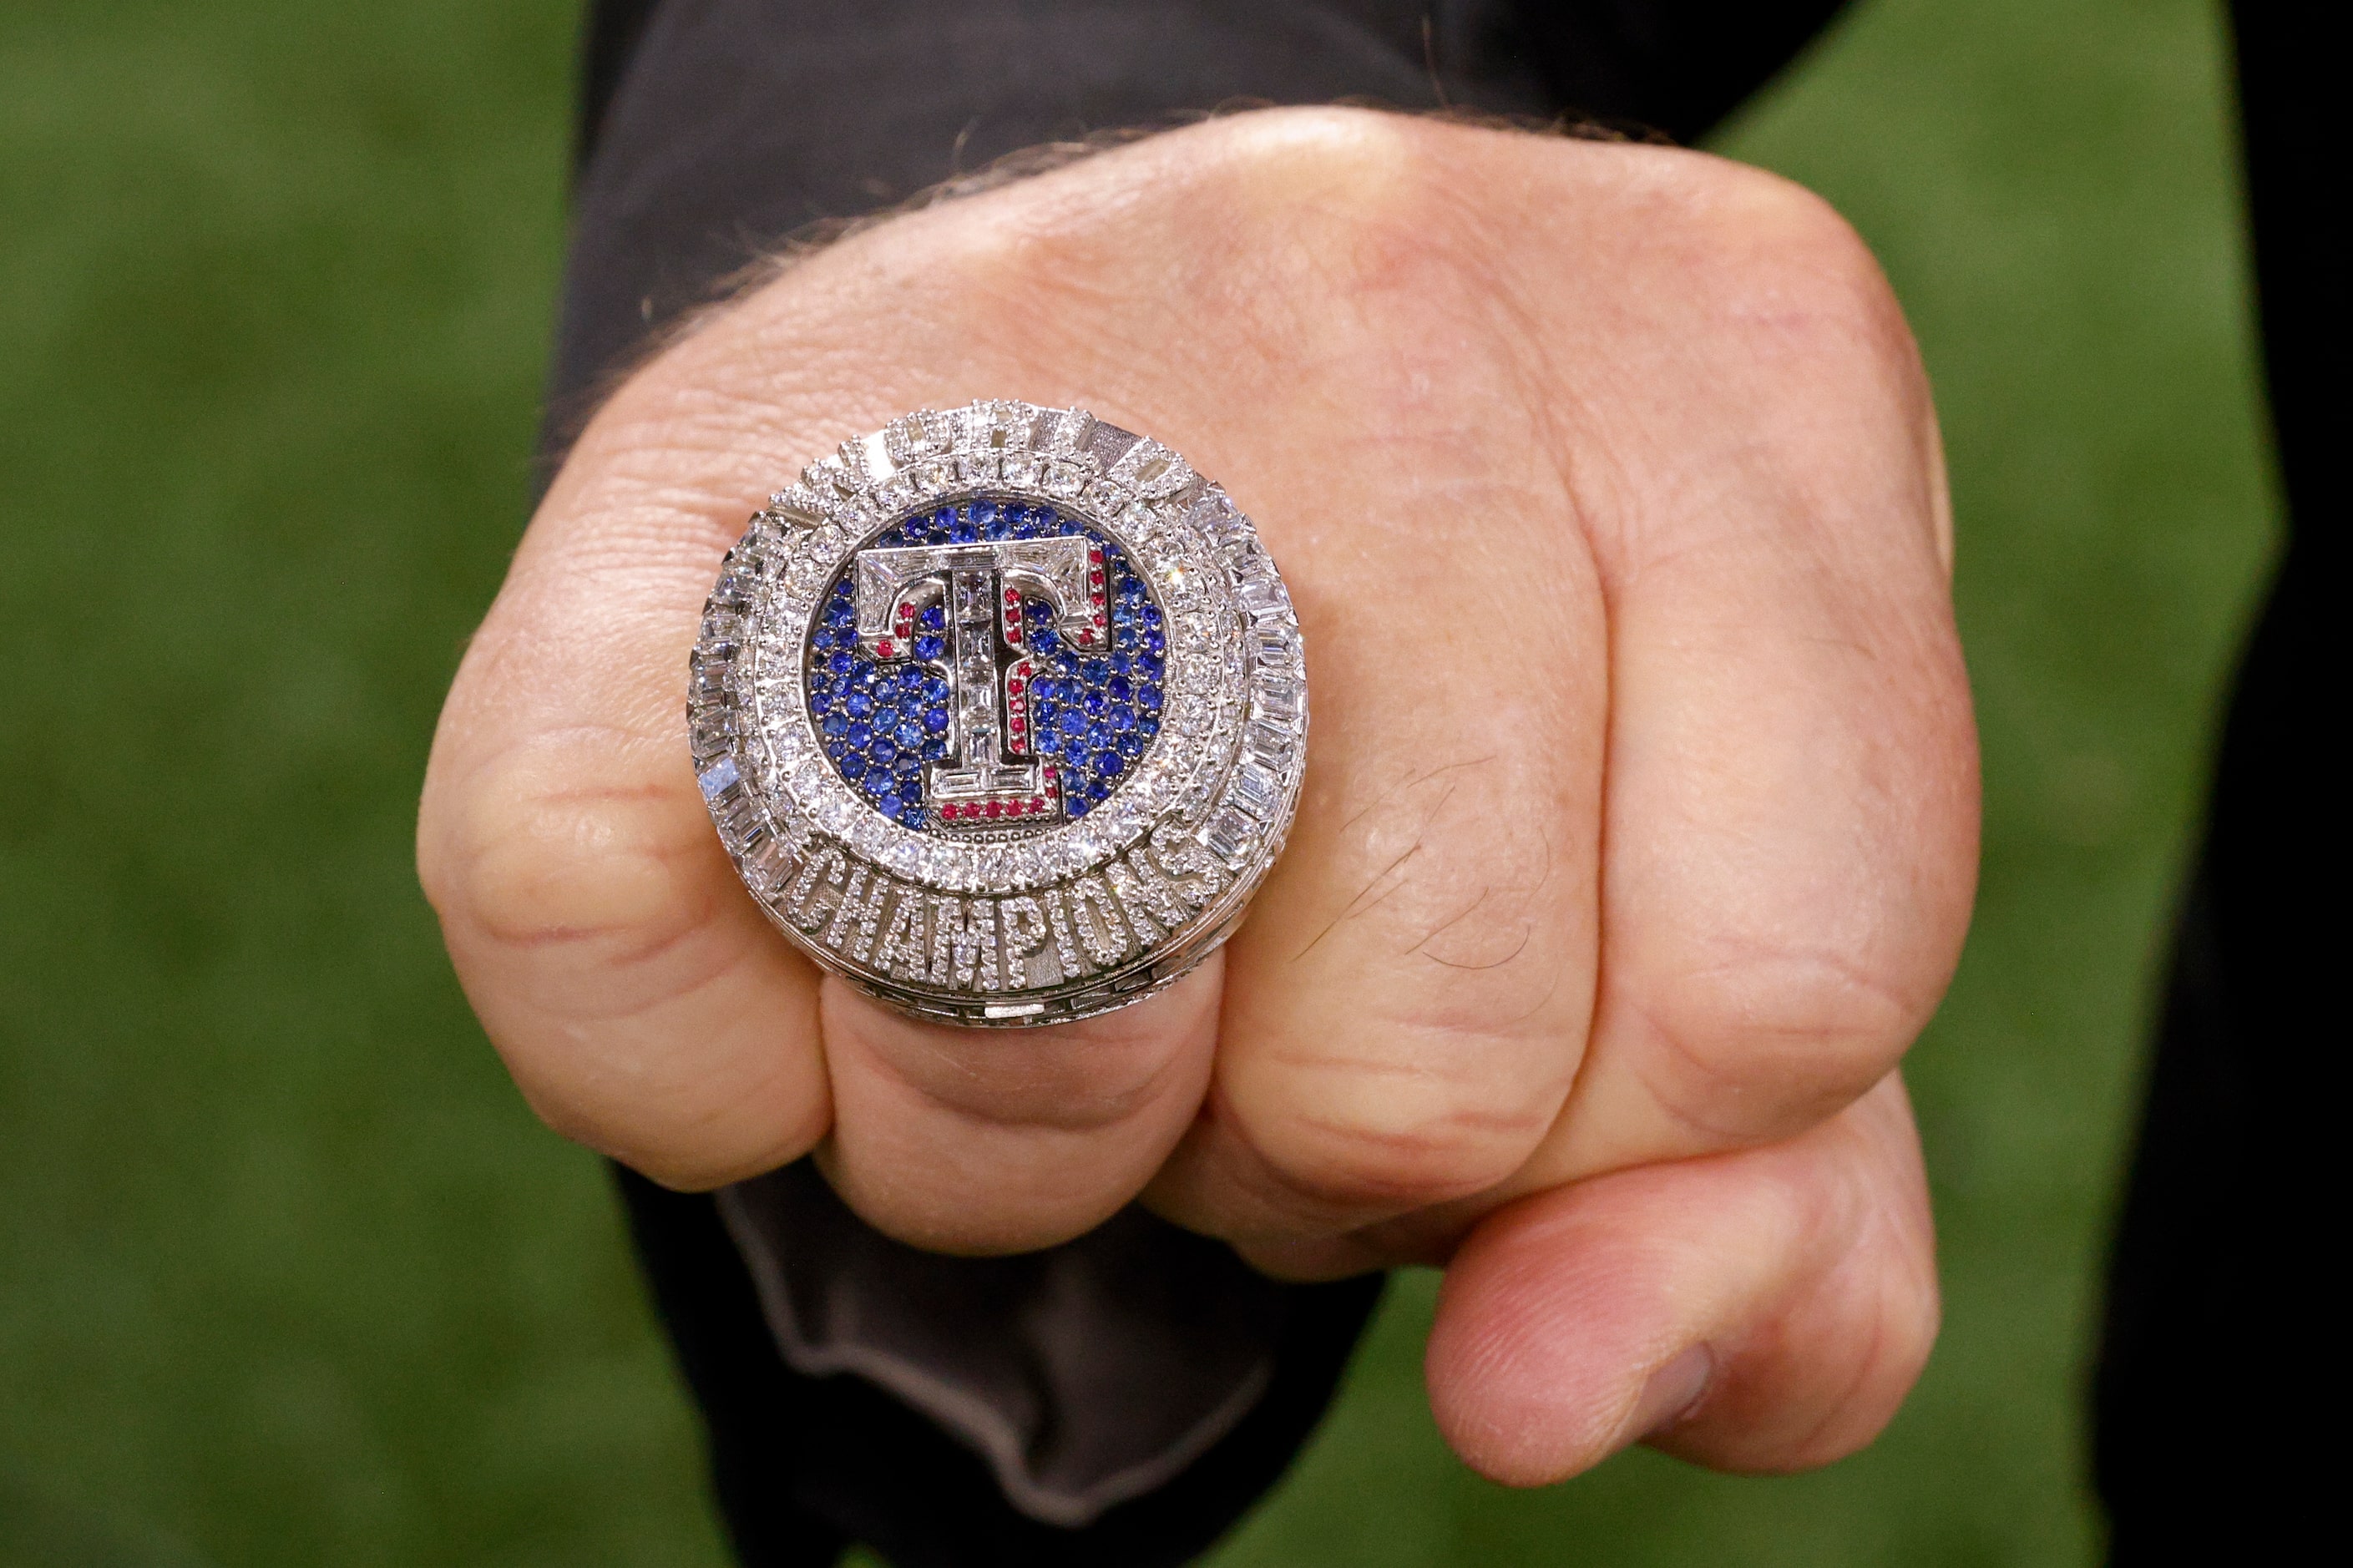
[689,402,1308,1026]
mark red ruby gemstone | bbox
[876,639,895,657]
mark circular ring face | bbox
[688,402,1307,1026]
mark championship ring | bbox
[687,403,1307,1026]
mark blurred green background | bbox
[0,0,2273,1562]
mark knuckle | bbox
[1632,950,1926,1142]
[1136,108,1487,316]
[1239,1059,1561,1214]
[1659,159,1914,373]
[430,739,715,970]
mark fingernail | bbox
[1620,1345,1714,1445]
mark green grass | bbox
[0,1,2273,1564]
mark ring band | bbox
[689,402,1307,1026]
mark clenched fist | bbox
[419,109,1976,1485]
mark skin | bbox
[418,108,1976,1485]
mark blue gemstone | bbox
[1115,732,1143,758]
[1083,690,1106,716]
[826,741,851,763]
[870,739,898,766]
[822,713,849,739]
[1038,730,1064,756]
[1092,750,1125,776]
[1084,779,1110,803]
[807,675,833,704]
[895,751,923,776]
[1144,630,1166,656]
[1140,688,1162,712]
[811,627,838,652]
[923,737,947,760]
[923,706,949,735]
[1030,628,1059,655]
[1141,603,1162,628]
[1112,602,1137,628]
[878,796,904,822]
[1109,652,1132,675]
[1085,721,1112,749]
[919,604,945,631]
[914,634,946,660]
[858,766,889,794]
[1110,707,1136,733]
[894,720,924,750]
[1107,676,1131,701]
[846,721,873,749]
[1139,654,1165,679]
[1058,711,1088,738]
[1067,796,1090,817]
[1079,659,1108,685]
[950,518,979,544]
[898,776,923,801]
[827,653,856,677]
[1138,716,1161,739]
[845,690,874,718]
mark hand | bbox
[418,108,1975,1483]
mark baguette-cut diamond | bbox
[1245,721,1293,766]
[1229,761,1280,820]
[1252,679,1301,723]
[1237,576,1286,615]
[1200,808,1258,867]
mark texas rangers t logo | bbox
[853,534,1106,829]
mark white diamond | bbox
[697,756,741,799]
[1199,809,1257,867]
[1246,721,1293,766]
[1237,577,1286,615]
[1248,628,1295,669]
[1229,761,1280,820]
[1252,679,1301,723]
[744,834,789,890]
